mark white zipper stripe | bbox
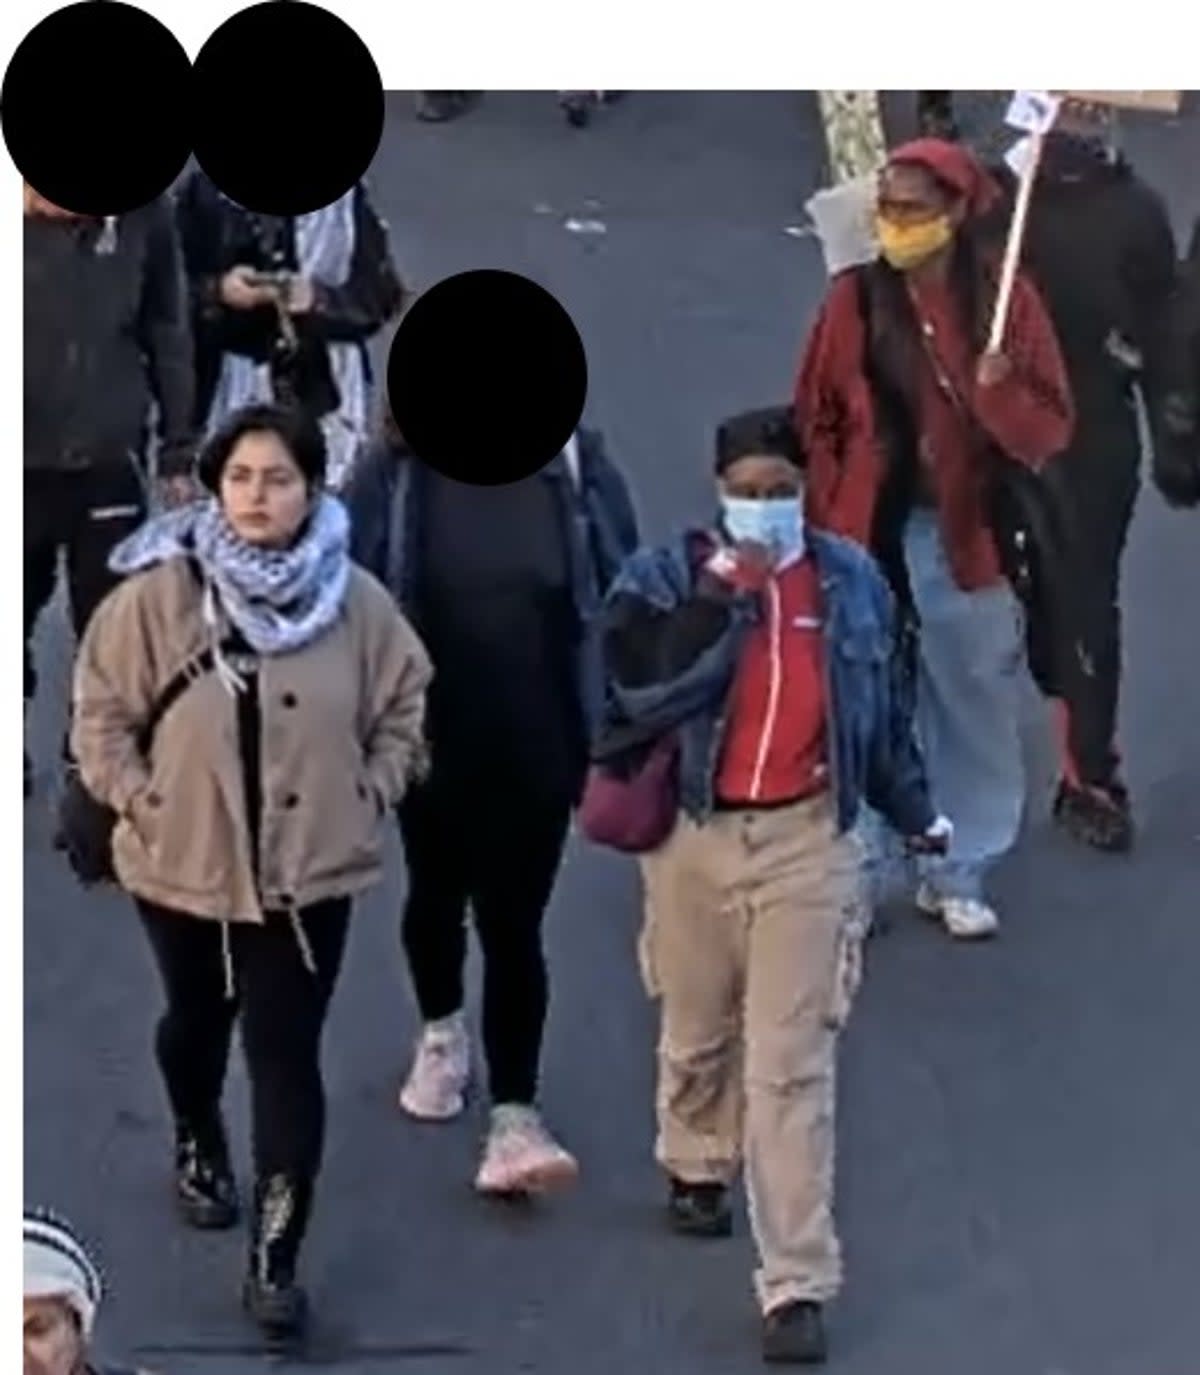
[748,579,783,800]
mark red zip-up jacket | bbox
[714,555,829,806]
[794,267,1074,590]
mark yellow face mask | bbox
[875,214,954,271]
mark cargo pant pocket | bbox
[823,927,863,1032]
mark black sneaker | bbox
[175,1121,240,1229]
[666,1177,732,1238]
[762,1301,827,1365]
[1053,780,1135,853]
[560,94,593,128]
[415,92,471,124]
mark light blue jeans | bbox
[863,510,1027,906]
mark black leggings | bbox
[137,899,351,1180]
[398,772,571,1106]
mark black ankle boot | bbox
[175,1120,240,1229]
[243,1174,313,1344]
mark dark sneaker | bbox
[762,1301,827,1365]
[415,92,471,123]
[560,93,593,128]
[666,1177,732,1238]
[175,1122,240,1230]
[1053,780,1135,853]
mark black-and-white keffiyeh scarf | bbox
[109,494,351,670]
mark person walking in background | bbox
[987,98,1178,851]
[345,410,638,1196]
[596,408,949,1365]
[24,186,195,799]
[174,170,405,491]
[71,405,431,1345]
[795,138,1073,938]
[24,1208,149,1375]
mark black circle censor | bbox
[192,0,383,216]
[1,2,193,215]
[387,270,588,486]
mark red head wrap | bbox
[886,138,1002,218]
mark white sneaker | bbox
[916,883,999,941]
[475,1105,579,1196]
[399,1014,470,1121]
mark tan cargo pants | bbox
[638,793,863,1313]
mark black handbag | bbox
[58,647,218,886]
[912,327,1077,697]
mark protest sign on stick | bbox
[987,91,1061,355]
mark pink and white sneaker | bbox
[399,1014,470,1121]
[475,1106,578,1196]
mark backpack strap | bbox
[141,647,218,747]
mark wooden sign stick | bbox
[987,130,1046,355]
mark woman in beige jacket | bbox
[72,403,431,1347]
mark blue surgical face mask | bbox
[719,495,806,564]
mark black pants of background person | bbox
[1044,442,1140,795]
[136,899,351,1180]
[24,463,147,703]
[398,768,572,1106]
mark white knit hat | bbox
[23,1209,103,1339]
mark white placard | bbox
[1005,90,1062,135]
[1004,135,1037,178]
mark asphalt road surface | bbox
[24,92,1200,1375]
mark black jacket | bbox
[1152,219,1200,507]
[174,171,405,429]
[24,200,194,474]
[987,138,1177,459]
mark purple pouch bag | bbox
[579,735,680,854]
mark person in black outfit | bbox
[174,169,405,492]
[346,412,639,1195]
[1152,217,1200,509]
[987,102,1178,851]
[71,406,430,1343]
[23,184,196,798]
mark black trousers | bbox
[1046,438,1140,791]
[398,769,571,1106]
[24,464,147,702]
[137,899,351,1180]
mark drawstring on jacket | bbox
[221,922,235,1002]
[286,903,318,977]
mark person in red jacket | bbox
[795,138,1074,938]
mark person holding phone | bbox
[174,170,406,491]
[597,407,948,1365]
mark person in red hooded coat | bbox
[793,139,1074,939]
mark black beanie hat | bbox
[715,405,803,475]
[197,403,328,493]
